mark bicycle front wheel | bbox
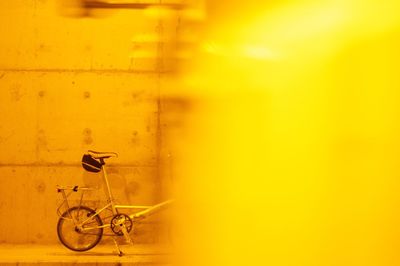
[57,206,103,252]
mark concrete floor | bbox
[0,244,173,265]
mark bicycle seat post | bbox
[101,160,117,215]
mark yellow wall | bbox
[0,0,178,244]
[2,1,400,266]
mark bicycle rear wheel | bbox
[57,206,103,251]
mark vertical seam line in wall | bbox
[155,0,164,202]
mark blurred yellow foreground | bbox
[171,1,400,265]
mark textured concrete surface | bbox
[0,244,173,265]
[0,0,182,244]
[0,165,170,244]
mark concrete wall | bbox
[0,0,183,244]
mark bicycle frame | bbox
[56,151,175,256]
[57,161,173,233]
[102,163,173,218]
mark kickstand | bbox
[121,224,134,246]
[112,237,124,256]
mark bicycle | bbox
[56,150,174,256]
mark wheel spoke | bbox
[57,206,103,252]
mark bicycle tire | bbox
[57,205,103,252]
